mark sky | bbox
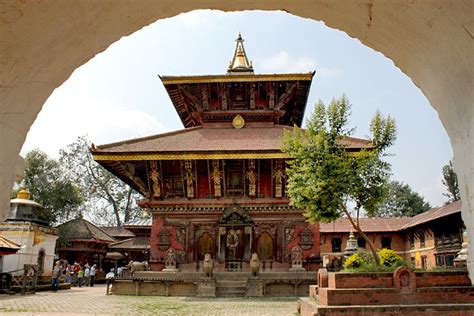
[22,10,453,207]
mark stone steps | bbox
[215,273,249,297]
[216,285,247,297]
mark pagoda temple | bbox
[92,34,370,272]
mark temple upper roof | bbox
[227,33,254,74]
[159,34,315,128]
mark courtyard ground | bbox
[0,284,299,315]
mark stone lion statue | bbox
[250,253,260,277]
[202,253,214,278]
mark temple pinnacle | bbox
[227,33,254,74]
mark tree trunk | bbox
[124,188,133,223]
[341,204,380,265]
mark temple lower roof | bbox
[92,125,372,160]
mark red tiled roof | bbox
[56,218,116,243]
[108,236,150,250]
[100,226,135,238]
[320,217,411,233]
[401,200,462,230]
[94,126,372,153]
[319,201,463,233]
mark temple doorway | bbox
[196,232,214,261]
[257,232,274,262]
[218,205,253,270]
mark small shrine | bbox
[0,189,58,277]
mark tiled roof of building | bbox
[401,200,462,230]
[320,200,462,233]
[100,226,135,238]
[320,217,411,233]
[0,235,21,250]
[108,236,150,250]
[123,217,152,227]
[56,218,116,243]
[93,126,372,153]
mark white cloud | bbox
[21,84,166,158]
[258,51,342,78]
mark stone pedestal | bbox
[197,280,216,297]
[246,278,264,297]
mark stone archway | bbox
[1,1,472,278]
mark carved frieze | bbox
[149,161,161,199]
[272,160,285,198]
[246,159,257,197]
[157,228,171,251]
[183,160,194,198]
[285,227,295,246]
[219,83,228,110]
[201,86,210,110]
[249,84,256,109]
[211,160,222,198]
[299,226,314,250]
[176,226,186,245]
[254,224,277,237]
[267,82,275,109]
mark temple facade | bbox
[92,34,369,272]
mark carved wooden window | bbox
[331,238,341,252]
[382,236,392,249]
[357,237,366,249]
[409,234,415,249]
[421,256,427,269]
[420,233,425,248]
[163,176,184,198]
[225,160,243,196]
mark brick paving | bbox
[0,285,299,316]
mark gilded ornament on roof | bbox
[232,114,245,129]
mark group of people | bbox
[51,261,98,292]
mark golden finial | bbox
[17,188,30,200]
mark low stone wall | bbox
[108,271,317,297]
[300,268,474,315]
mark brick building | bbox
[319,200,464,269]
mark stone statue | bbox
[290,245,305,271]
[202,253,214,278]
[250,253,260,277]
[163,247,178,272]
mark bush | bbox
[342,249,407,272]
[343,253,363,269]
[379,248,404,267]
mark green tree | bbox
[59,136,142,226]
[442,160,460,203]
[376,180,431,217]
[283,96,396,264]
[18,149,84,225]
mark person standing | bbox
[51,261,61,292]
[84,265,90,287]
[77,267,84,287]
[89,264,96,287]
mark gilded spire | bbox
[227,33,254,74]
